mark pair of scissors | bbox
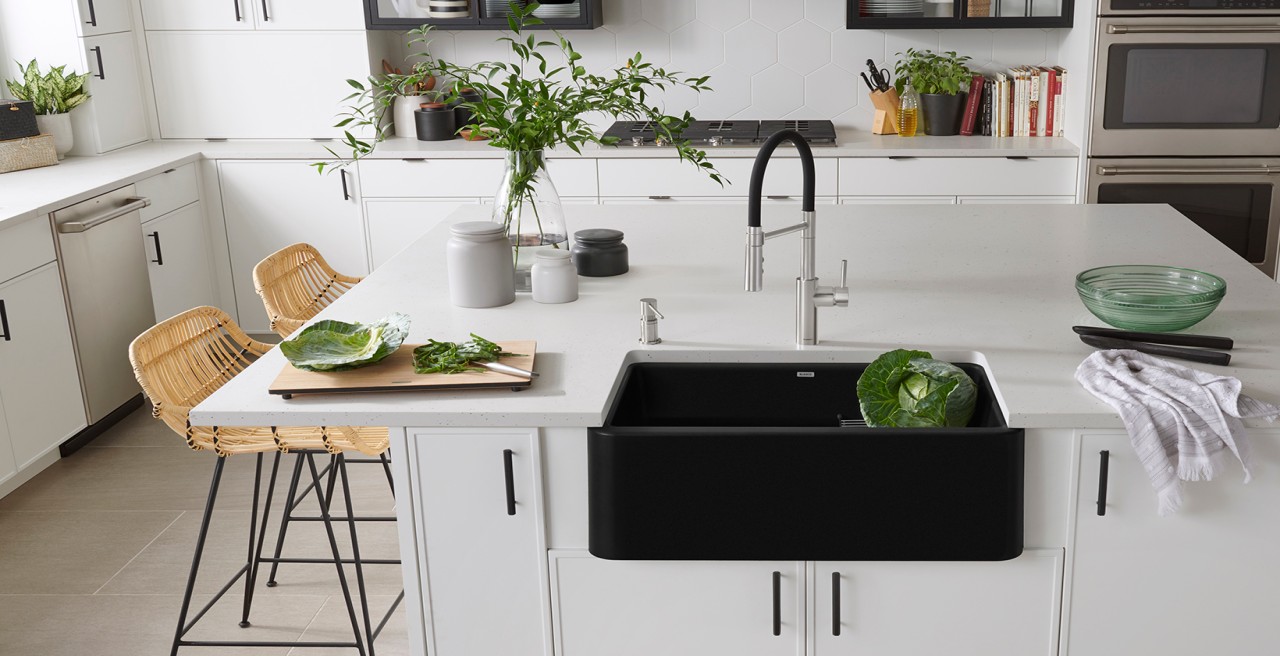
[865,59,891,92]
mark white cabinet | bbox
[218,160,365,334]
[365,198,481,269]
[958,195,1076,204]
[409,429,549,656]
[814,551,1063,656]
[838,157,1077,197]
[1068,431,1280,655]
[551,552,804,656]
[140,0,360,30]
[76,31,149,154]
[146,31,371,139]
[598,157,838,198]
[0,264,86,471]
[77,0,133,36]
[839,195,957,205]
[143,203,218,321]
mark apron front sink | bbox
[588,360,1024,561]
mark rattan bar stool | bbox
[251,243,397,592]
[129,306,399,655]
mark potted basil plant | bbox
[892,49,974,137]
[4,59,90,159]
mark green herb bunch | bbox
[5,59,91,115]
[413,334,522,374]
[892,49,974,96]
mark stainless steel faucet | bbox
[745,129,849,346]
[639,298,663,345]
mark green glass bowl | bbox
[1075,265,1226,332]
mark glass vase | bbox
[492,150,568,292]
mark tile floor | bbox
[0,406,409,655]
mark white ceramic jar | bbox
[447,222,515,308]
[531,250,578,304]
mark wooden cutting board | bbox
[269,340,536,398]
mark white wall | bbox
[420,0,1068,129]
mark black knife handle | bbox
[1080,335,1231,366]
[1073,325,1233,350]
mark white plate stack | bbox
[861,0,924,15]
[428,0,470,18]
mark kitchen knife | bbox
[865,59,888,91]
[860,72,877,92]
[1079,334,1232,366]
[1073,325,1233,350]
[480,361,539,379]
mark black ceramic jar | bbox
[451,87,483,131]
[415,102,455,141]
[571,229,629,276]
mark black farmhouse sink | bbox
[588,360,1024,561]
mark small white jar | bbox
[531,250,578,304]
[447,222,515,308]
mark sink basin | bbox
[588,359,1024,561]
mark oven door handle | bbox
[1096,165,1279,176]
[1107,24,1280,34]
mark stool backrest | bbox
[254,243,362,338]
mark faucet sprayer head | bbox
[745,226,765,291]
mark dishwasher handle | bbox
[57,197,151,234]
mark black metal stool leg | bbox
[339,455,378,655]
[379,451,395,496]
[265,453,303,587]
[241,451,282,627]
[306,452,367,656]
[170,456,227,656]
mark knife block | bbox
[869,88,900,135]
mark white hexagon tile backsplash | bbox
[427,0,1065,128]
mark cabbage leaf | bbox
[279,312,411,372]
[856,349,977,428]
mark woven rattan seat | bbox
[254,243,362,338]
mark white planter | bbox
[35,114,73,160]
[393,95,431,139]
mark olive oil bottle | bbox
[898,78,920,137]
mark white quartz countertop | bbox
[191,203,1280,430]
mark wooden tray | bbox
[269,340,536,398]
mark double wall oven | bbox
[1087,0,1280,277]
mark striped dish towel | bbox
[1075,349,1280,516]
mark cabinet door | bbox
[365,198,480,269]
[957,195,1076,204]
[0,264,87,469]
[143,203,218,321]
[252,0,365,29]
[77,0,133,36]
[411,430,549,656]
[76,32,148,153]
[218,161,365,334]
[1069,431,1280,655]
[138,0,253,29]
[551,552,804,656]
[147,32,370,138]
[838,196,957,205]
[814,551,1063,656]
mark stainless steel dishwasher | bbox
[51,186,156,425]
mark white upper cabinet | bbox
[146,31,371,139]
[74,32,149,154]
[76,0,133,36]
[139,0,361,30]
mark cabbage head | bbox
[856,349,977,428]
[280,312,411,372]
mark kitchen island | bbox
[193,203,1280,656]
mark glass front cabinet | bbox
[846,0,1073,28]
[365,0,603,30]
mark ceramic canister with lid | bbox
[415,102,455,141]
[447,221,515,308]
[531,250,578,304]
[571,228,629,276]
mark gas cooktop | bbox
[603,119,837,147]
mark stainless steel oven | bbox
[1087,158,1280,277]
[1091,16,1280,157]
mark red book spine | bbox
[959,75,984,136]
[1044,68,1057,138]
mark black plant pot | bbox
[920,92,966,136]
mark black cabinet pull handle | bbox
[503,449,516,515]
[148,231,164,265]
[90,46,105,79]
[233,0,242,21]
[831,571,841,636]
[340,170,350,201]
[1097,450,1110,516]
[85,0,98,26]
[0,300,10,342]
[772,571,781,636]
[260,0,270,21]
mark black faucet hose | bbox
[747,129,816,228]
